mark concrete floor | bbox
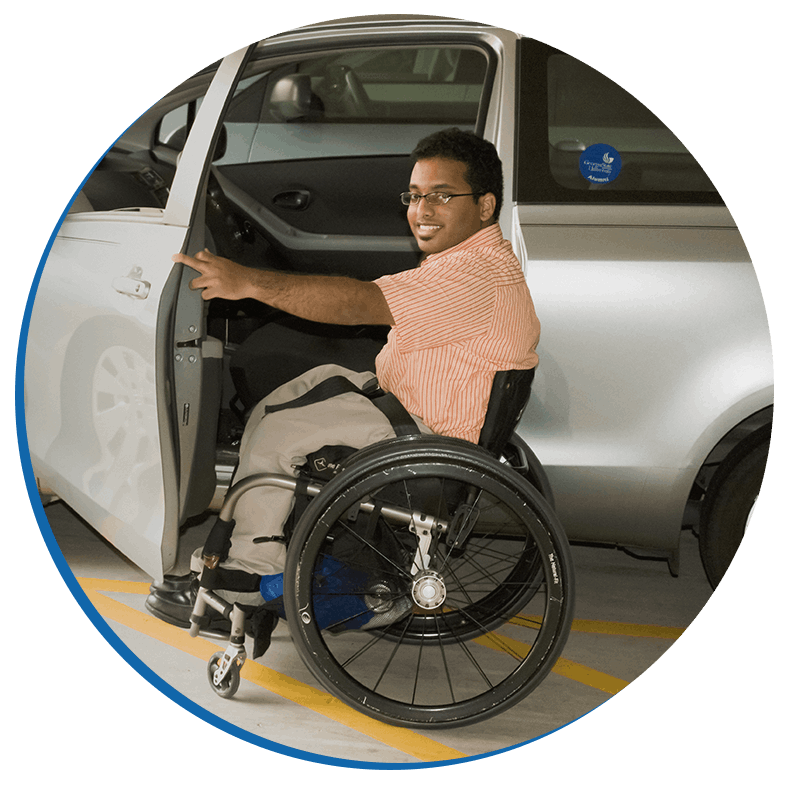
[36,499,714,767]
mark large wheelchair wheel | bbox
[284,436,574,728]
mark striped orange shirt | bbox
[374,224,540,443]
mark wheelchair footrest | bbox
[199,564,261,593]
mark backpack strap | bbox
[368,389,420,437]
[262,375,419,438]
[262,375,365,415]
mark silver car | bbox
[22,16,771,590]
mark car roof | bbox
[295,15,488,30]
[167,16,492,77]
[270,15,493,39]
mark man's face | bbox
[407,157,496,256]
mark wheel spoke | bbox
[285,440,573,727]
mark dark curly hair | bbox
[411,128,503,220]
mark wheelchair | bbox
[188,368,574,728]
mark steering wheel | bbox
[321,65,371,117]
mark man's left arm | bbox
[173,249,394,327]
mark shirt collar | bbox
[423,223,503,264]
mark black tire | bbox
[207,651,241,699]
[284,436,573,728]
[502,432,556,509]
[700,427,770,588]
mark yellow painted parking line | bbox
[78,578,466,764]
[513,613,685,640]
[80,579,666,716]
[569,617,683,640]
[472,631,629,695]
[79,577,151,595]
[550,657,628,695]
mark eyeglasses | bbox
[400,191,480,206]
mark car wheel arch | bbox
[682,406,772,575]
[690,405,772,492]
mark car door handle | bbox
[113,276,151,299]
[273,190,311,210]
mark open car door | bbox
[24,47,251,581]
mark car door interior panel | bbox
[217,156,414,237]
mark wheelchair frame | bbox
[188,372,575,728]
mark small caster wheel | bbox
[207,651,241,699]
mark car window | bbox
[516,39,722,205]
[216,44,490,163]
[78,69,218,213]
[547,54,716,193]
[156,97,205,149]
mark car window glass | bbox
[216,45,489,163]
[78,70,218,212]
[157,97,205,149]
[547,53,716,193]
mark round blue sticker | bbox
[579,143,622,184]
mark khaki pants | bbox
[193,364,429,588]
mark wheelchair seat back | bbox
[477,368,536,457]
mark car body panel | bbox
[515,203,770,548]
[25,46,251,579]
[25,214,185,577]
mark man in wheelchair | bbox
[148,128,541,652]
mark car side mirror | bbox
[163,122,227,161]
[212,124,227,162]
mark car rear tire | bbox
[699,427,770,588]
